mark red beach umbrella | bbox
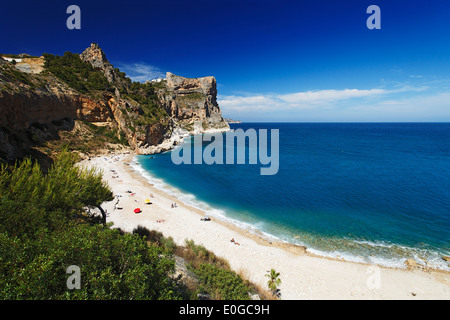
[134,208,141,214]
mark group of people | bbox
[171,203,178,208]
[110,169,122,182]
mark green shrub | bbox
[43,52,113,95]
[193,263,250,300]
[0,151,185,299]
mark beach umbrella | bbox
[134,208,141,213]
[145,199,151,204]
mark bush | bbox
[43,52,113,95]
[193,263,250,300]
[0,151,184,299]
[0,223,182,299]
[181,239,229,269]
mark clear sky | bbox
[1,0,449,122]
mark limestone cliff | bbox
[79,43,128,94]
[161,72,228,128]
[0,43,229,162]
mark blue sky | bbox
[1,0,449,121]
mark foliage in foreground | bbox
[0,223,180,299]
[0,152,261,300]
[0,151,183,299]
[133,227,262,300]
[193,263,251,300]
[181,239,255,300]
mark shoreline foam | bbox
[132,155,450,272]
[80,152,450,299]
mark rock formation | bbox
[160,72,228,128]
[80,43,116,85]
[0,43,229,161]
[80,43,128,95]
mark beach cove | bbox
[80,152,450,300]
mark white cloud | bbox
[220,88,393,112]
[117,63,166,82]
[218,86,449,121]
[280,88,387,104]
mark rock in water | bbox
[405,259,419,269]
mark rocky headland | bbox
[0,43,229,163]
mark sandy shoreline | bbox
[79,152,450,300]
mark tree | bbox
[265,268,281,297]
[0,149,114,236]
[0,151,184,299]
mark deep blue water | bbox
[135,123,450,269]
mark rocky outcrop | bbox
[80,43,116,84]
[0,44,229,161]
[13,57,45,74]
[80,43,127,95]
[0,80,113,131]
[161,72,229,129]
[405,259,420,270]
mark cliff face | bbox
[80,43,127,94]
[161,72,228,128]
[0,83,113,131]
[0,43,229,161]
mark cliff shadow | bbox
[0,118,75,171]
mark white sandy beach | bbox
[80,153,450,300]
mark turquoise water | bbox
[134,123,450,270]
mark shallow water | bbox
[136,123,450,270]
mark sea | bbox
[132,123,450,270]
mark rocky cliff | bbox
[0,43,229,162]
[161,72,227,127]
[80,43,128,95]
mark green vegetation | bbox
[132,228,264,300]
[0,151,182,299]
[123,81,168,125]
[179,239,258,300]
[43,52,113,95]
[43,51,167,125]
[81,121,129,147]
[266,268,281,298]
[0,63,35,88]
[193,263,251,300]
[0,153,263,300]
